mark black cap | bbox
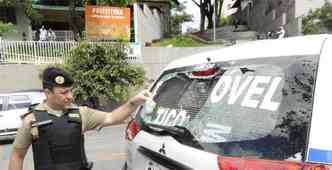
[42,67,74,90]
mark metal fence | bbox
[0,40,142,64]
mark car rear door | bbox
[129,131,219,170]
[126,51,324,170]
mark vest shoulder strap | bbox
[20,112,32,120]
[31,110,53,128]
[28,103,39,112]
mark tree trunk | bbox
[200,12,206,31]
[199,0,205,32]
[207,12,213,29]
[206,1,214,29]
[68,0,83,41]
[216,0,222,26]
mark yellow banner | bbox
[85,6,131,40]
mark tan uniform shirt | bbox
[13,102,109,149]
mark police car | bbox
[0,90,45,141]
[123,34,332,170]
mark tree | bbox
[68,0,85,41]
[191,0,223,31]
[0,0,42,23]
[0,21,14,36]
[170,2,193,36]
[302,1,332,35]
[64,43,145,109]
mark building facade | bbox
[134,0,171,45]
[0,0,172,44]
[237,0,332,36]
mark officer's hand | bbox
[129,90,152,108]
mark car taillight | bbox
[125,119,141,141]
[192,68,218,77]
[217,155,331,170]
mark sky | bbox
[179,0,201,32]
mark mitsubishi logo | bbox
[158,143,166,155]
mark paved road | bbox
[0,124,127,170]
[0,64,41,93]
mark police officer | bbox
[8,67,151,170]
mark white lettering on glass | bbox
[210,76,232,103]
[241,76,271,108]
[260,77,282,111]
[228,76,254,104]
[210,75,282,111]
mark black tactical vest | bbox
[31,108,89,170]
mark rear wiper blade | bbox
[144,123,203,149]
[240,67,255,74]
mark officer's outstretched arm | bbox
[102,90,151,127]
[8,147,28,170]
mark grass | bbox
[152,36,207,47]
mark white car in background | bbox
[0,90,45,141]
[124,34,332,169]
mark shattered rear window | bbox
[140,55,318,161]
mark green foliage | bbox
[25,1,43,24]
[153,36,206,47]
[0,0,20,6]
[219,16,232,27]
[64,43,145,108]
[0,21,15,36]
[169,3,193,37]
[302,1,332,34]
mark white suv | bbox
[0,90,45,141]
[124,34,332,169]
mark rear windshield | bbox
[139,55,319,162]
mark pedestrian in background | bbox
[39,26,47,41]
[22,32,27,41]
[8,67,151,170]
[48,28,56,41]
[276,26,286,39]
